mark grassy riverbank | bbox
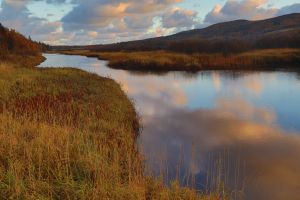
[52,48,300,71]
[0,55,223,199]
[0,54,46,68]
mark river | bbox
[39,53,300,200]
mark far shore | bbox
[47,48,300,72]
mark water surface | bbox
[39,54,300,200]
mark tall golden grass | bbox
[0,56,224,199]
[53,48,300,71]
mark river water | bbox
[39,53,300,200]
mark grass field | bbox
[52,48,300,71]
[0,55,223,199]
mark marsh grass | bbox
[0,56,223,199]
[144,145,245,200]
[0,62,142,199]
[0,54,45,68]
[53,49,300,71]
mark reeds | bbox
[52,48,300,71]
[0,58,221,199]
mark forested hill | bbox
[168,13,300,40]
[0,23,45,56]
[53,13,300,54]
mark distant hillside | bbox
[52,13,300,54]
[0,23,43,56]
[168,13,300,40]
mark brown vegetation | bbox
[0,56,224,200]
[53,48,300,71]
[0,23,42,56]
[0,25,224,199]
[52,14,300,56]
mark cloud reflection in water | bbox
[40,54,300,200]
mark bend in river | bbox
[39,53,300,200]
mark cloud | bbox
[62,0,181,31]
[161,7,198,30]
[212,72,221,90]
[216,98,276,124]
[204,0,277,24]
[45,0,70,3]
[141,99,300,200]
[39,52,300,199]
[87,31,98,38]
[3,0,30,8]
[0,0,299,45]
[0,0,61,42]
[277,3,300,16]
[56,0,184,43]
[205,0,300,24]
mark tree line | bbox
[0,23,46,56]
[86,29,300,55]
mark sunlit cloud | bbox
[205,0,300,24]
[39,54,300,200]
[0,0,299,44]
[141,98,300,200]
[212,72,221,90]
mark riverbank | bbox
[0,55,222,199]
[0,54,46,68]
[50,48,300,71]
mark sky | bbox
[0,0,299,45]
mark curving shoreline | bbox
[48,48,300,72]
[0,54,222,199]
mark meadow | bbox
[0,54,225,199]
[53,48,300,71]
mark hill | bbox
[168,13,300,40]
[0,23,43,56]
[52,13,300,54]
[0,23,47,67]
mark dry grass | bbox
[0,56,223,199]
[52,48,300,71]
[0,54,45,68]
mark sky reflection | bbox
[39,54,300,200]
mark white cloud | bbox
[57,0,184,44]
[204,0,277,24]
[0,0,60,42]
[61,0,182,31]
[162,7,198,29]
[205,0,300,24]
[0,0,299,45]
[277,3,300,16]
